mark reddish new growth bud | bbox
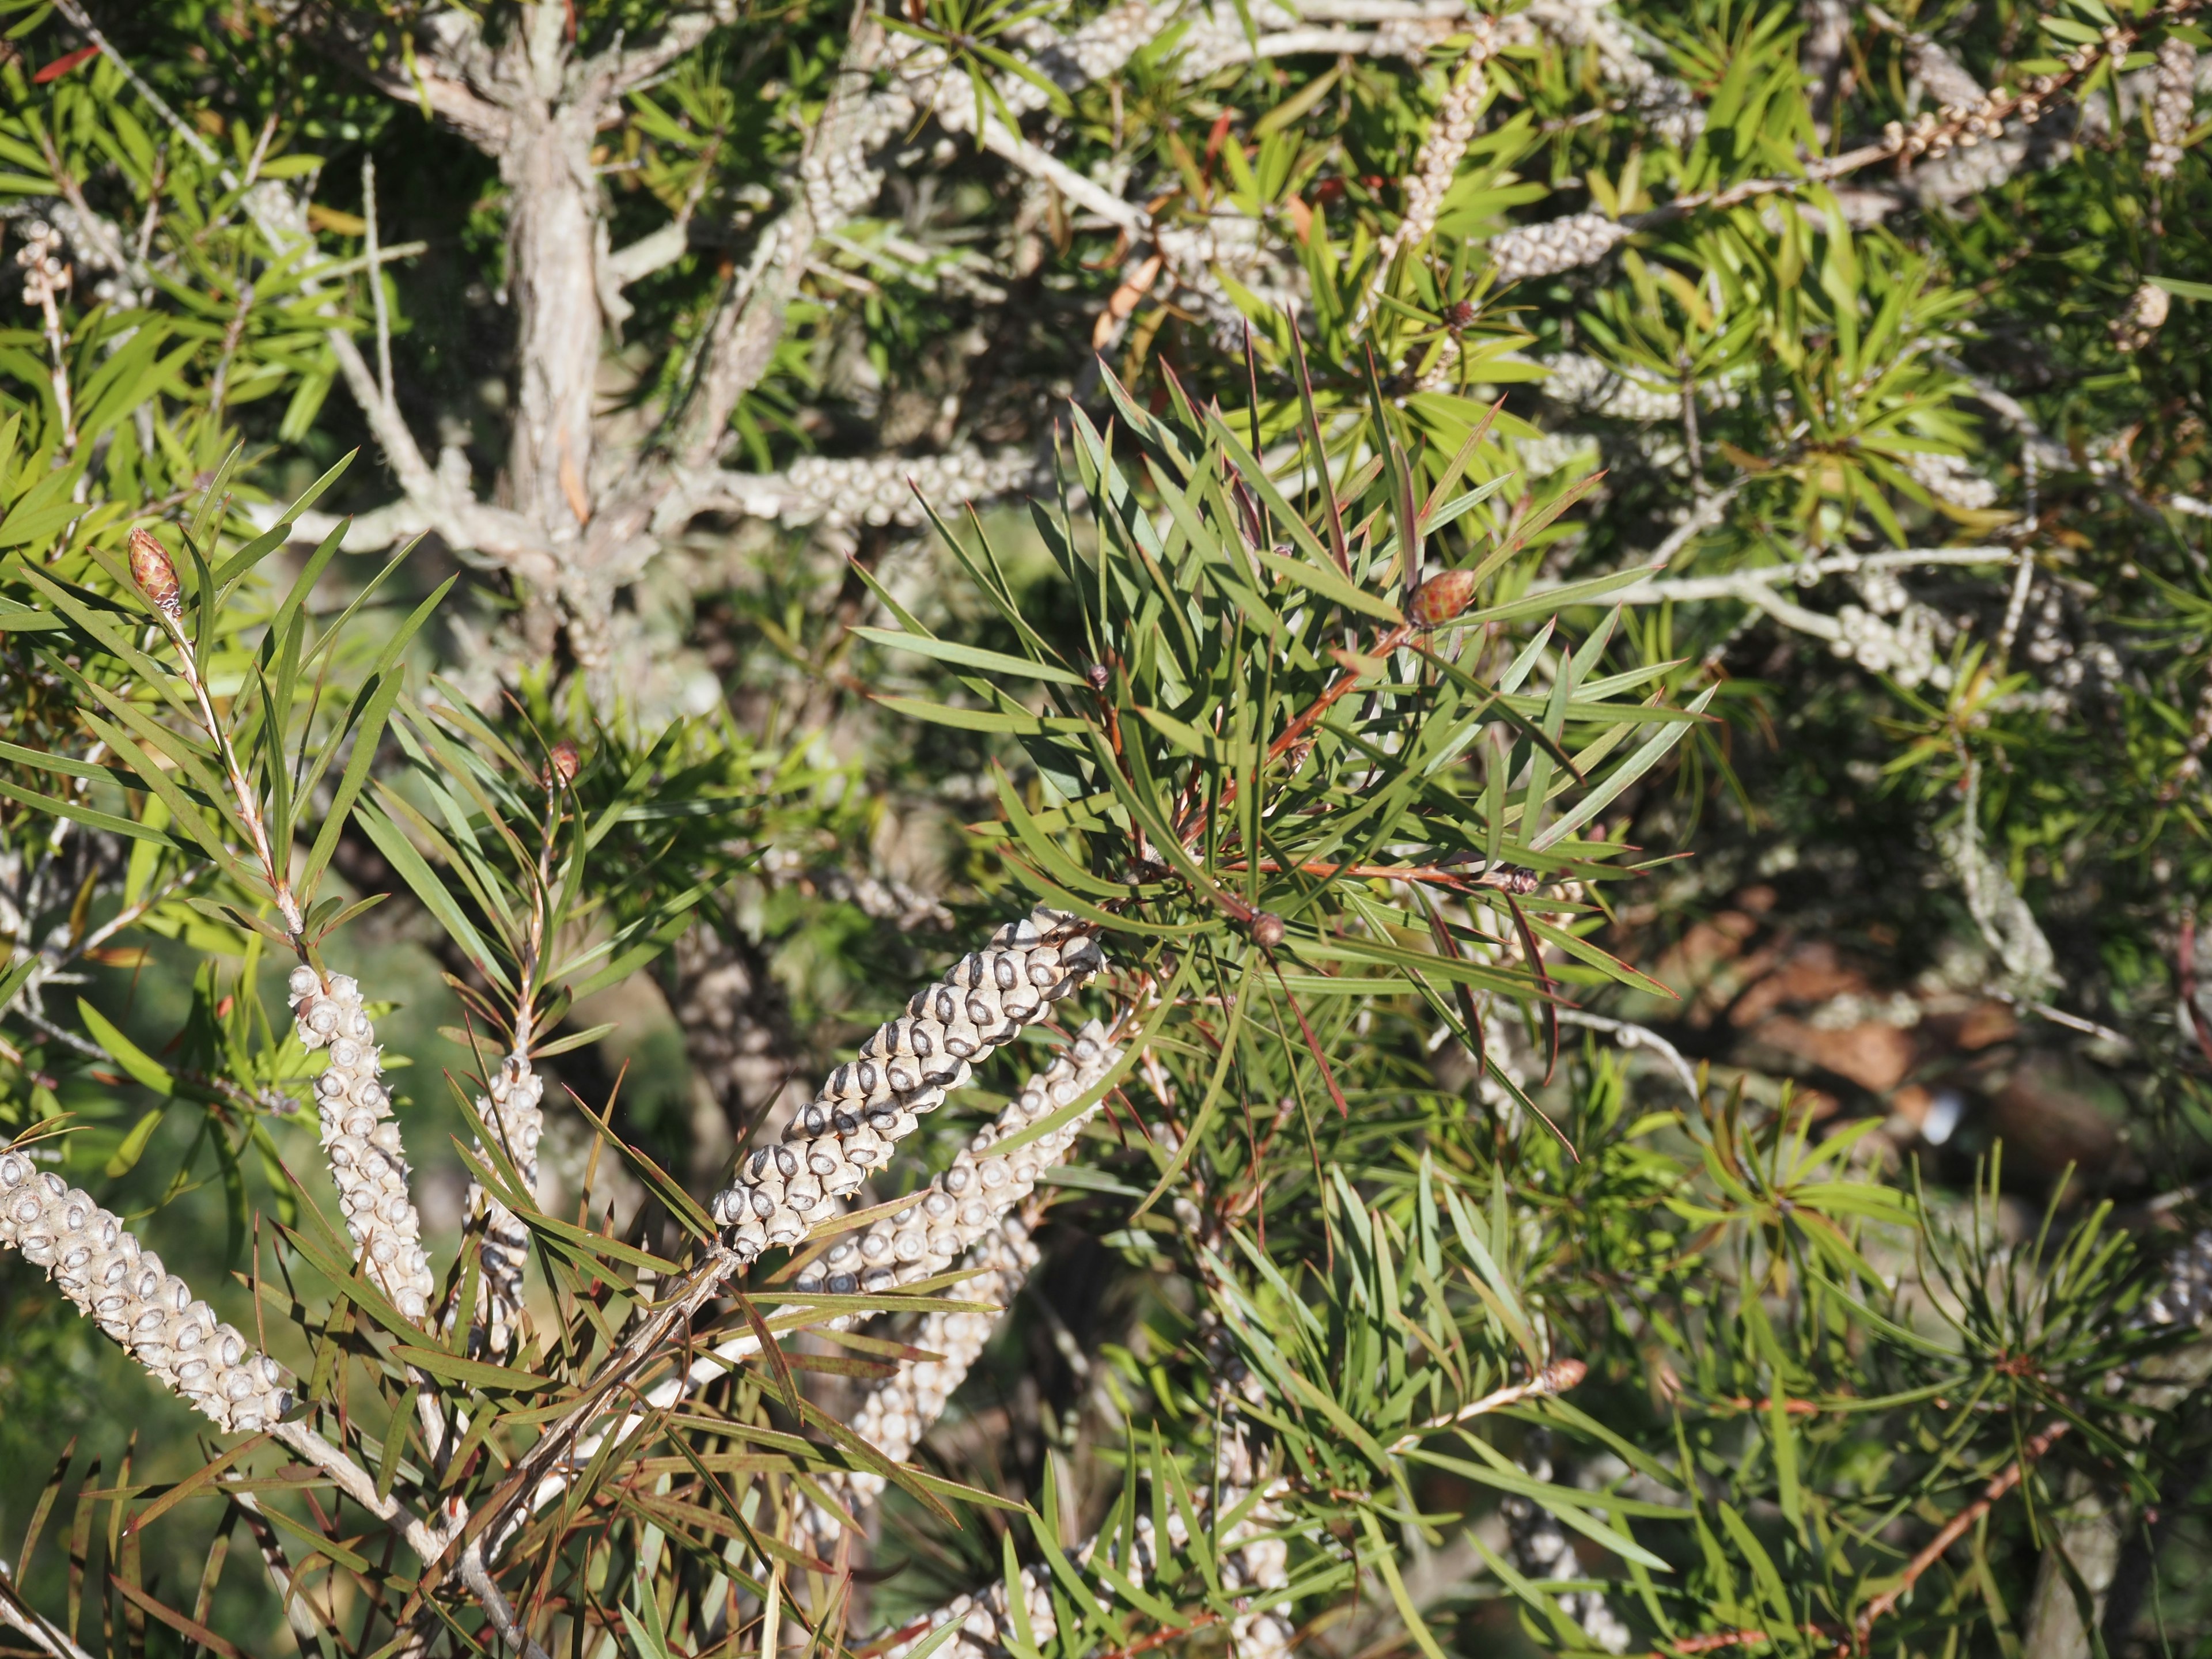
[1441,300,1478,332]
[1085,662,1111,691]
[127,528,183,618]
[1533,1356,1588,1395]
[1409,569,1476,628]
[544,740,581,787]
[1251,911,1286,949]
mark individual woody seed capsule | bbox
[127,528,184,618]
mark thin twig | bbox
[1844,1419,2070,1652]
[1554,1008,1702,1101]
[363,157,392,405]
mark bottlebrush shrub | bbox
[1,370,2206,1659]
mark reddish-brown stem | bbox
[1845,1419,2070,1652]
[1709,1396,1821,1417]
[1096,1612,1223,1659]
[1221,857,1542,893]
[1176,622,1414,849]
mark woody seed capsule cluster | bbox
[797,1021,1121,1297]
[995,0,1171,120]
[469,1056,544,1355]
[801,1025,1120,1533]
[779,447,1044,532]
[823,1222,1037,1524]
[1908,36,1986,113]
[2149,37,2198,179]
[1490,213,1629,284]
[710,908,1106,1259]
[0,1151,291,1431]
[288,964,437,1321]
[1372,21,1503,278]
[2149,1229,2212,1328]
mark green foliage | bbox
[4,0,2212,1657]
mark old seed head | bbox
[544,740,581,787]
[126,528,183,619]
[1251,911,1286,949]
[1409,569,1476,628]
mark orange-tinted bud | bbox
[1409,569,1476,627]
[127,528,183,618]
[544,740,581,786]
[1535,1356,1588,1395]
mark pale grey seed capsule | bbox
[288,965,320,999]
